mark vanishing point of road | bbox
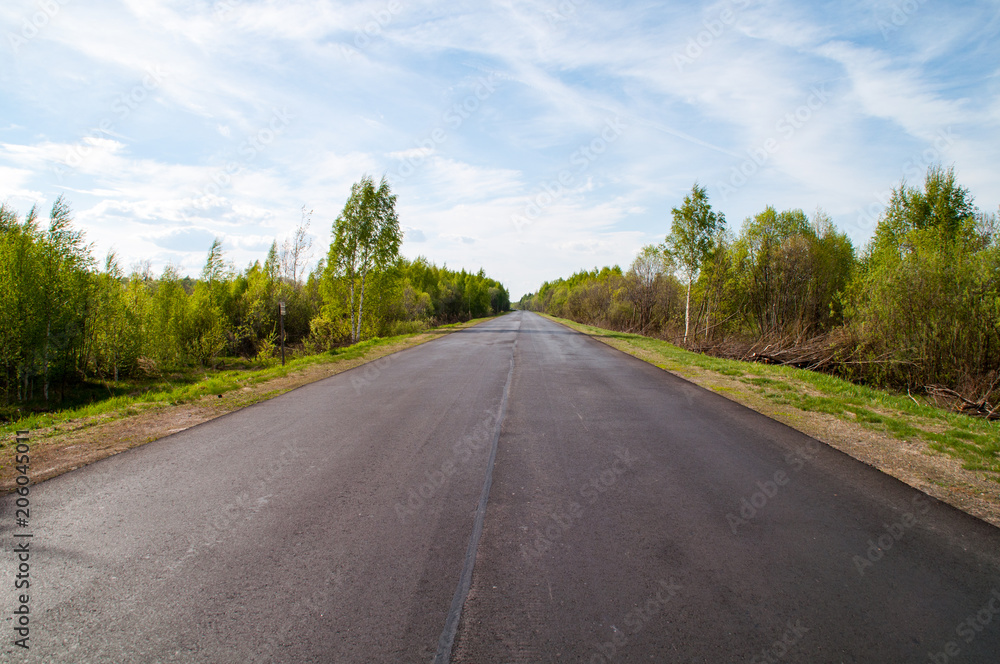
[3,311,1000,662]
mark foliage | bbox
[730,207,853,337]
[621,245,675,334]
[0,186,509,417]
[0,197,93,405]
[524,167,997,401]
[848,166,999,390]
[327,175,403,343]
[665,183,725,341]
[314,256,510,348]
[519,264,676,334]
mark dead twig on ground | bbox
[925,384,1000,421]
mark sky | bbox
[1,0,998,299]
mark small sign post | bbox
[279,301,286,366]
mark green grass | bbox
[546,315,1000,481]
[0,317,493,443]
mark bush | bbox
[384,320,429,336]
[304,315,350,353]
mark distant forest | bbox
[1,178,510,409]
[520,166,999,408]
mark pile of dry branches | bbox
[690,330,859,373]
[691,331,1000,421]
[925,382,1000,421]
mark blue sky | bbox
[1,0,998,298]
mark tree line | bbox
[519,166,999,397]
[0,176,510,410]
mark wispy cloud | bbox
[0,0,997,296]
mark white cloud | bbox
[0,165,35,193]
[402,226,426,243]
[816,41,970,141]
[390,147,434,160]
[0,0,997,298]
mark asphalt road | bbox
[3,310,1000,663]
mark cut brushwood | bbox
[925,384,1000,421]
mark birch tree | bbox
[281,205,314,285]
[665,183,725,344]
[328,175,402,343]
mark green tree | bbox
[188,239,230,365]
[867,165,976,258]
[0,203,42,402]
[809,211,854,330]
[735,207,813,336]
[849,166,997,388]
[87,251,144,380]
[729,207,852,338]
[693,230,735,341]
[665,183,725,343]
[327,175,403,343]
[145,264,191,367]
[0,198,93,404]
[37,197,93,401]
[623,245,672,333]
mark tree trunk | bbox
[684,278,691,344]
[705,294,711,341]
[348,277,358,344]
[43,320,50,403]
[356,270,368,344]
